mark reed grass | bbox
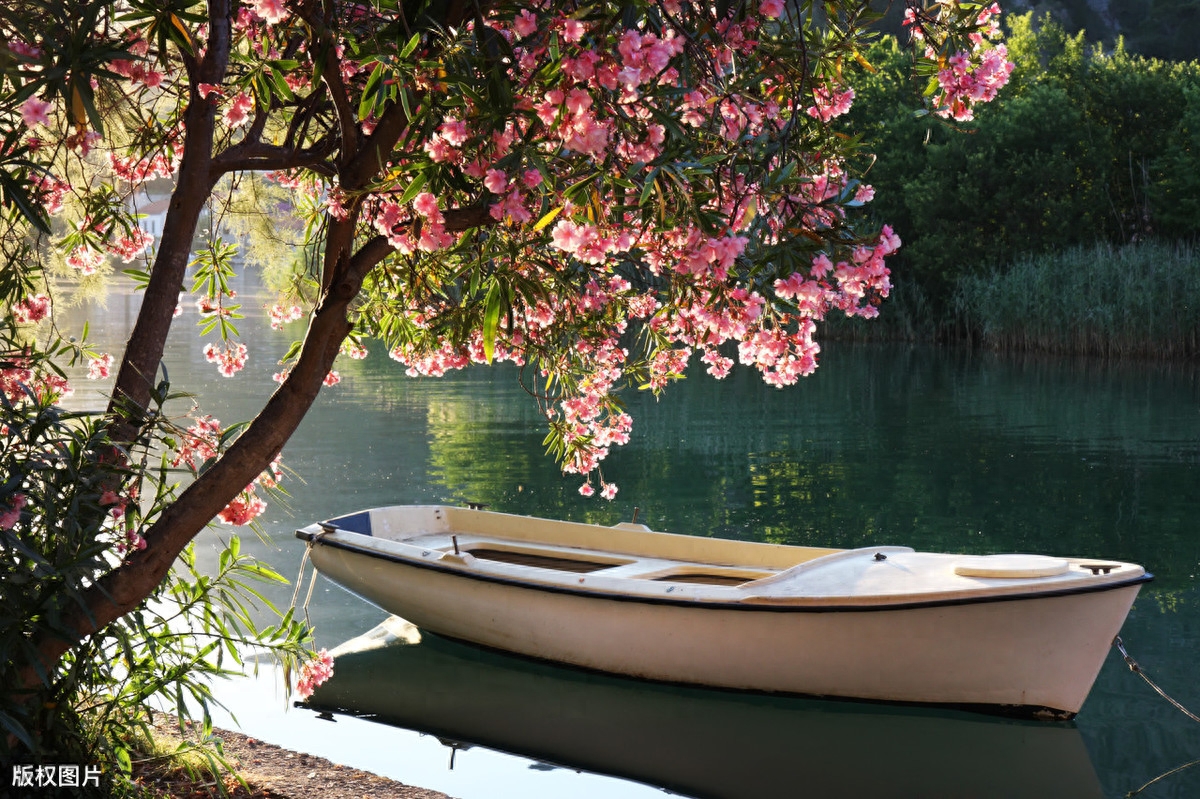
[953,240,1200,358]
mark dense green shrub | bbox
[844,12,1200,344]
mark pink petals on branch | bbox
[906,1,1013,121]
[87,353,113,380]
[250,0,289,25]
[11,295,50,324]
[223,92,255,128]
[806,86,855,122]
[296,649,335,700]
[0,493,26,531]
[171,415,283,527]
[203,341,248,377]
[19,97,51,128]
[935,45,1014,121]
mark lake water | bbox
[67,280,1200,798]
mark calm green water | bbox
[71,281,1200,798]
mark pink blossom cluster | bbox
[87,353,114,380]
[0,493,26,530]
[267,303,304,329]
[33,175,68,215]
[171,414,283,527]
[109,148,181,183]
[905,1,1013,121]
[340,340,368,359]
[110,38,165,88]
[203,341,249,377]
[216,489,268,525]
[223,92,255,128]
[934,45,1014,121]
[66,245,105,275]
[367,191,455,254]
[11,295,51,324]
[1,352,72,403]
[296,649,335,700]
[806,85,855,122]
[171,415,223,471]
[106,229,155,262]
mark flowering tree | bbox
[0,0,1009,767]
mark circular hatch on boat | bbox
[953,554,1071,578]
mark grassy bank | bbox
[953,240,1200,358]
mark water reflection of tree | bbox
[415,348,1200,591]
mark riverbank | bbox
[135,720,454,799]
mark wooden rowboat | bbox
[297,504,1150,718]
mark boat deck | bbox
[300,505,1149,609]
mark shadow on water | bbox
[302,617,1104,799]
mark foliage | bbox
[954,239,1200,355]
[844,12,1200,327]
[0,315,313,777]
[0,0,1009,783]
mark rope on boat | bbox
[289,527,330,628]
[1113,635,1200,725]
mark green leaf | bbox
[398,172,428,205]
[400,32,421,59]
[482,280,501,364]
[358,62,386,120]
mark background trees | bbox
[843,12,1200,343]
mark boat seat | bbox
[738,545,915,595]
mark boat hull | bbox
[308,540,1142,717]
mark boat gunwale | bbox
[298,528,1154,613]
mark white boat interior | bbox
[299,505,1146,609]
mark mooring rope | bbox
[1112,636,1200,797]
[289,527,329,628]
[1126,757,1200,798]
[1114,635,1200,725]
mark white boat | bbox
[297,504,1150,718]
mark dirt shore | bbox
[135,721,455,799]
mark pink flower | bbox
[578,482,595,497]
[484,169,508,194]
[12,295,50,324]
[87,353,114,380]
[0,493,26,530]
[296,649,335,700]
[513,9,538,37]
[760,0,785,17]
[217,488,267,525]
[323,370,341,386]
[561,19,586,43]
[806,86,855,122]
[203,341,248,377]
[600,482,618,500]
[20,97,51,128]
[412,192,441,220]
[223,92,255,128]
[267,303,303,329]
[251,0,289,24]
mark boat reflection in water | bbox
[303,617,1104,799]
